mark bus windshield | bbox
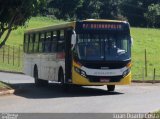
[75,33,131,61]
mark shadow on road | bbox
[11,83,124,99]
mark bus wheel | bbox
[107,85,115,91]
[59,70,64,85]
[59,70,69,91]
[34,68,48,86]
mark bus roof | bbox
[25,19,128,34]
[25,22,74,34]
[83,19,128,23]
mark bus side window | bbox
[45,32,52,53]
[51,31,57,52]
[39,33,45,53]
[29,34,34,53]
[32,34,36,53]
[57,30,65,52]
[34,33,39,53]
[24,34,29,53]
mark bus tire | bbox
[34,67,48,87]
[107,85,115,91]
[59,69,64,85]
[59,69,69,91]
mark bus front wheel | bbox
[107,85,115,91]
[59,69,69,91]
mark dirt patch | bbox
[0,81,12,92]
[0,87,11,91]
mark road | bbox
[0,72,160,113]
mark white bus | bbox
[23,19,132,91]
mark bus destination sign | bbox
[82,23,122,30]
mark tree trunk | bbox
[0,13,17,48]
[0,28,12,48]
[0,29,6,39]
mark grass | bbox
[131,27,160,80]
[0,16,160,80]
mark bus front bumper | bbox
[72,71,132,86]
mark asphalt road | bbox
[0,72,160,113]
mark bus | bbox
[23,19,132,91]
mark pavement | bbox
[0,72,160,113]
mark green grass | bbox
[131,27,160,80]
[1,17,160,80]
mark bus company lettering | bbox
[83,23,122,30]
[93,71,115,75]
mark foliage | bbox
[0,0,46,48]
[99,0,124,20]
[120,0,147,27]
[76,0,101,19]
[47,0,160,28]
[145,4,160,27]
[48,0,83,20]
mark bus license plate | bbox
[100,78,110,82]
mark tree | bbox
[99,0,124,20]
[33,0,48,16]
[0,0,44,48]
[76,0,101,20]
[145,4,160,27]
[120,0,160,27]
[48,0,83,20]
[120,0,147,27]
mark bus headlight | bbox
[81,70,86,77]
[123,68,130,77]
[74,67,87,78]
[74,67,81,74]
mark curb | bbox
[132,80,160,83]
[0,89,15,96]
[0,70,24,75]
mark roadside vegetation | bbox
[131,27,160,80]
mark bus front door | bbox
[65,29,72,83]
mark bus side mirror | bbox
[71,31,76,50]
[131,37,133,46]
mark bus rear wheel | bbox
[34,68,48,86]
[107,85,115,91]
